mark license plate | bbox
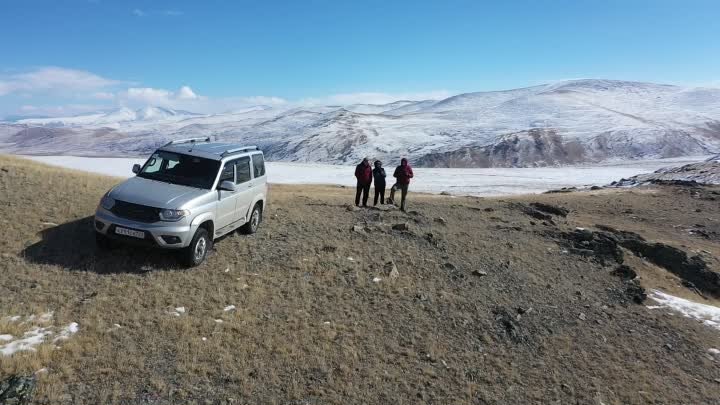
[115,227,145,239]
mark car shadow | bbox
[22,216,187,273]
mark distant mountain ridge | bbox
[2,79,719,167]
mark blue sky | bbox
[1,0,719,117]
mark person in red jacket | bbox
[387,157,414,211]
[354,157,373,207]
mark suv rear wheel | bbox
[240,203,262,234]
[183,228,212,267]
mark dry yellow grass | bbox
[1,154,720,404]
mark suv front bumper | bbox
[94,207,195,249]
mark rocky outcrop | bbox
[416,129,588,168]
[553,226,720,298]
[0,375,36,405]
[611,159,720,187]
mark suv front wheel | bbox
[183,228,212,267]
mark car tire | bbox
[95,232,114,250]
[183,228,212,267]
[240,203,262,235]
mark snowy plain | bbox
[22,154,710,196]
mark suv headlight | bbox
[100,193,115,210]
[159,209,190,222]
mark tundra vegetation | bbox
[1,155,719,404]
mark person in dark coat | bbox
[354,157,373,207]
[387,158,414,211]
[372,160,386,206]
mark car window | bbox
[138,151,221,189]
[236,157,252,184]
[252,154,266,177]
[143,155,163,173]
[219,161,234,183]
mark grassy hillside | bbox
[1,154,719,404]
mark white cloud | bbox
[301,90,452,106]
[162,10,183,16]
[176,85,198,100]
[0,67,121,96]
[132,9,146,17]
[92,91,115,100]
[124,87,173,104]
[236,96,287,105]
[1,66,451,117]
[120,85,208,107]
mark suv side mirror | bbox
[132,164,141,174]
[218,180,236,192]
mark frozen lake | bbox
[21,155,708,197]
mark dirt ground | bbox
[1,154,720,405]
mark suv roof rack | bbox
[221,145,259,157]
[163,137,211,147]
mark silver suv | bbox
[94,138,268,266]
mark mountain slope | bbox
[2,79,720,166]
[2,155,720,404]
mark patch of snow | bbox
[708,348,720,355]
[23,312,54,324]
[373,277,382,283]
[0,327,53,356]
[53,322,79,342]
[223,305,236,312]
[201,337,207,341]
[5,315,22,322]
[0,312,79,356]
[35,368,48,375]
[648,290,720,331]
[214,319,224,323]
[168,307,186,317]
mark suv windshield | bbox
[137,151,220,189]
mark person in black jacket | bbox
[372,160,386,206]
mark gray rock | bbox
[392,223,409,231]
[0,375,36,405]
[434,217,447,225]
[472,269,488,277]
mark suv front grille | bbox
[111,200,161,223]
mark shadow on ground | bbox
[21,216,185,273]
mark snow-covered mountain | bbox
[14,106,201,128]
[2,79,720,167]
